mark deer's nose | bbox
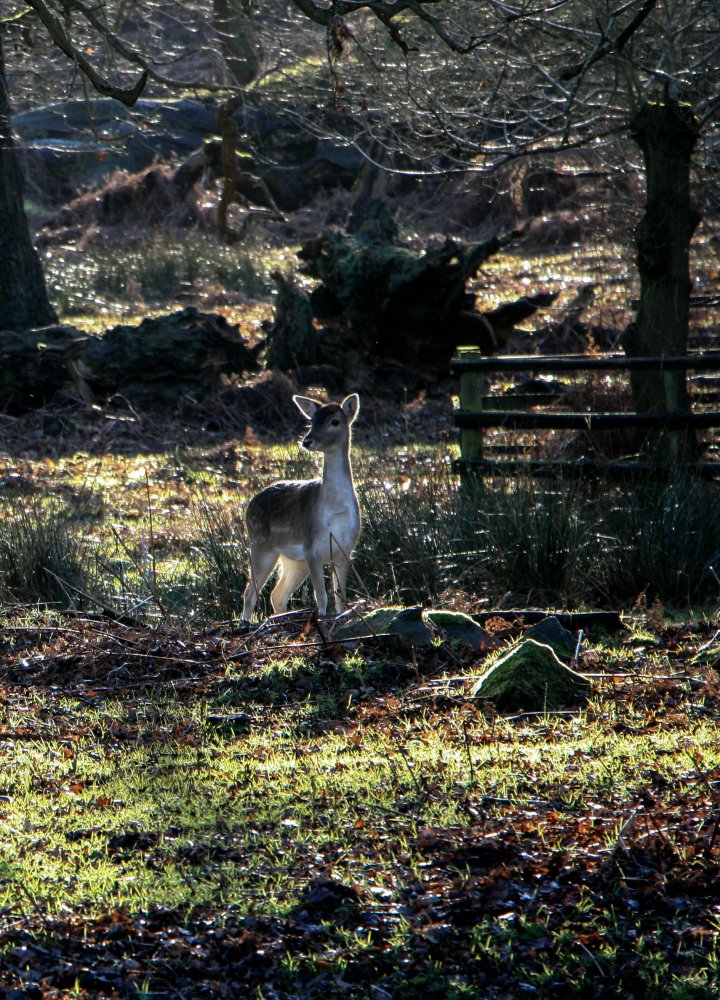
[302,431,314,449]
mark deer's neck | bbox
[320,446,355,506]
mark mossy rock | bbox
[425,610,491,650]
[335,606,433,647]
[470,639,590,712]
[525,616,576,660]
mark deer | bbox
[242,393,361,621]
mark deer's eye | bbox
[331,419,340,426]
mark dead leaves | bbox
[0,614,720,996]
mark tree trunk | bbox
[0,29,57,331]
[622,100,701,461]
[212,0,261,87]
[0,308,261,412]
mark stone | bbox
[425,610,492,650]
[335,606,433,648]
[470,638,590,712]
[525,615,576,660]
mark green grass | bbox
[0,498,99,608]
[1,626,719,996]
[1,432,719,993]
[1,664,718,918]
[43,231,273,318]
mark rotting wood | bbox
[471,610,624,632]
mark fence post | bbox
[663,368,682,463]
[458,349,484,476]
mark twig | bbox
[0,625,86,636]
[576,939,605,978]
[693,629,720,657]
[572,628,584,667]
[462,719,476,787]
[611,809,639,857]
[43,568,142,626]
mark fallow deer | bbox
[242,394,361,620]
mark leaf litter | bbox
[0,610,719,997]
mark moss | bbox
[336,606,433,647]
[525,616,576,659]
[471,639,591,712]
[425,610,491,649]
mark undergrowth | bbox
[1,454,718,620]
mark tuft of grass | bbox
[357,471,454,604]
[476,476,598,605]
[358,464,720,610]
[0,500,98,608]
[601,474,720,605]
[195,496,250,621]
[2,446,719,620]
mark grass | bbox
[0,432,719,994]
[1,444,719,622]
[43,230,277,322]
[0,498,99,608]
[0,613,719,995]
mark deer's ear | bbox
[341,394,360,423]
[293,395,321,420]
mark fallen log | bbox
[0,307,261,412]
[263,214,556,378]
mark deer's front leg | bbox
[306,552,328,616]
[330,556,351,613]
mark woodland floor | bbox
[0,599,719,999]
[2,187,720,997]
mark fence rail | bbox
[451,351,720,373]
[450,350,720,478]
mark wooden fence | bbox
[450,350,720,478]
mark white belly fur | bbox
[275,506,357,565]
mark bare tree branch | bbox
[290,0,478,54]
[63,0,211,91]
[24,0,147,105]
[559,0,657,82]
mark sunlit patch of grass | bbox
[43,231,288,322]
[0,606,719,993]
[1,677,719,921]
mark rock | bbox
[525,615,576,660]
[292,878,363,925]
[15,97,364,207]
[336,606,494,651]
[470,639,590,712]
[335,606,433,648]
[425,610,492,650]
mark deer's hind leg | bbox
[271,556,309,614]
[243,546,279,620]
